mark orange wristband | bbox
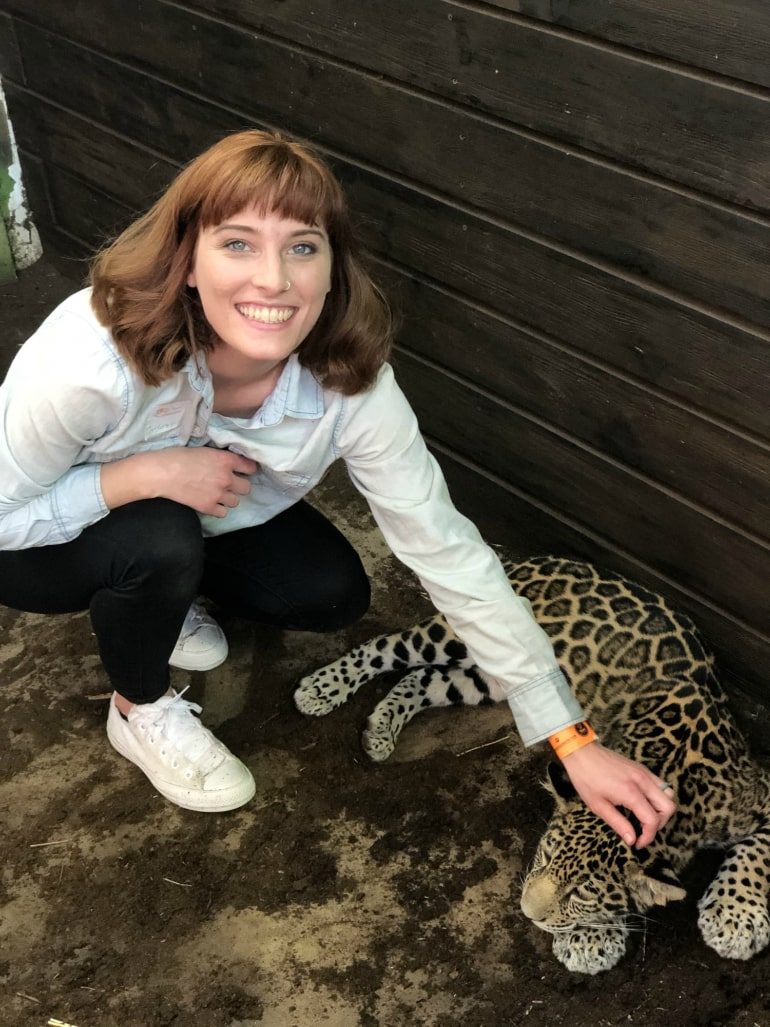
[548,721,598,760]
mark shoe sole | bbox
[106,718,255,813]
[168,649,229,672]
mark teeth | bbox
[237,304,294,324]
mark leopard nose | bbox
[521,875,557,921]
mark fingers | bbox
[225,453,258,475]
[592,800,638,848]
[631,798,663,849]
[643,779,677,827]
[229,474,252,496]
[619,785,676,850]
[220,492,241,509]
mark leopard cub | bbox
[295,555,770,972]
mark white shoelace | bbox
[137,686,225,773]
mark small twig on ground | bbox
[162,877,192,888]
[85,692,112,701]
[16,992,40,1003]
[258,711,280,728]
[30,839,73,848]
[455,732,514,757]
[48,1019,80,1027]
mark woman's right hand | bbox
[101,447,258,517]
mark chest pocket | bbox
[258,467,314,495]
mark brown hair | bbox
[89,130,392,392]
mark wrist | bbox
[548,721,598,761]
[100,452,158,508]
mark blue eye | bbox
[225,239,250,252]
[290,242,317,256]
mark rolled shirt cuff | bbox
[505,668,587,747]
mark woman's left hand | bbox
[560,741,676,848]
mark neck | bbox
[207,345,288,388]
[208,350,289,417]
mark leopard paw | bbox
[294,676,346,717]
[552,927,628,975]
[362,715,397,762]
[698,894,770,960]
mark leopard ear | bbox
[545,761,578,807]
[626,859,686,910]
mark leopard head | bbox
[520,763,686,972]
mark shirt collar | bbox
[258,354,324,427]
[183,352,213,399]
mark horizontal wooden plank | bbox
[381,264,770,541]
[343,169,770,445]
[433,444,770,710]
[4,84,177,212]
[37,162,133,250]
[484,0,770,90]
[12,24,770,331]
[5,0,770,211]
[0,12,23,81]
[394,350,770,633]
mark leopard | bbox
[295,555,770,973]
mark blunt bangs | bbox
[190,142,346,237]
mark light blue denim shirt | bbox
[0,288,585,744]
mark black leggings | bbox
[0,499,370,704]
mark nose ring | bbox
[282,279,291,292]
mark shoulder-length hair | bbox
[90,130,392,392]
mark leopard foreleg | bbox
[551,925,629,974]
[698,828,770,960]
[362,665,499,762]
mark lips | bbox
[236,303,295,324]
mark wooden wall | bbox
[1,0,769,702]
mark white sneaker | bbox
[106,689,255,812]
[169,602,228,672]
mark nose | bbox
[250,249,287,295]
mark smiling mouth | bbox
[236,304,295,324]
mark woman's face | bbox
[187,206,333,376]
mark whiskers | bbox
[542,919,637,934]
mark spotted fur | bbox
[295,555,770,972]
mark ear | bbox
[545,761,578,809]
[187,268,197,288]
[626,859,686,910]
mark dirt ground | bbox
[2,261,770,1027]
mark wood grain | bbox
[10,20,770,330]
[4,0,770,209]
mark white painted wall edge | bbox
[1,77,43,270]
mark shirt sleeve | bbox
[336,364,585,745]
[0,315,122,549]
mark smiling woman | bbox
[188,211,333,414]
[0,130,675,844]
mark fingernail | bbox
[624,835,634,846]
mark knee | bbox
[297,560,371,632]
[110,499,204,595]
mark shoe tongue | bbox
[163,701,221,768]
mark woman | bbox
[0,131,675,843]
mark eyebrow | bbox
[212,224,327,238]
